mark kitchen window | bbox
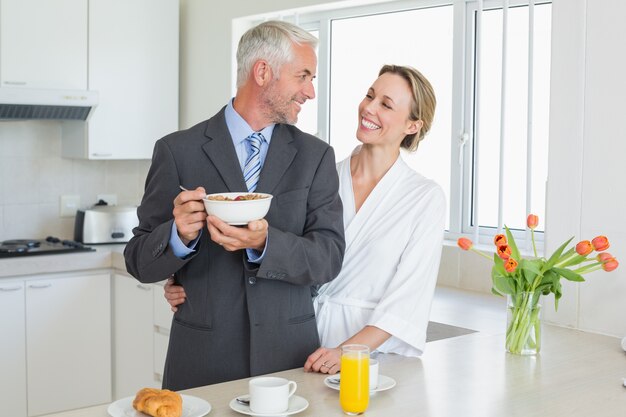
[237,0,551,247]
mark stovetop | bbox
[0,236,95,258]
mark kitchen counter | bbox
[40,320,626,417]
[0,244,126,278]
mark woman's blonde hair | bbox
[378,65,436,152]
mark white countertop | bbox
[0,244,127,278]
[39,324,626,417]
[38,287,626,417]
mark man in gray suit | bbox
[124,21,345,390]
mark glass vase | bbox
[506,291,542,355]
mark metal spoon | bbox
[179,185,206,198]
[236,397,250,406]
[327,377,340,385]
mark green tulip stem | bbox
[470,247,494,261]
[554,250,578,268]
[572,262,602,274]
[506,291,541,355]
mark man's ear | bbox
[252,60,272,87]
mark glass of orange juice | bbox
[339,344,370,415]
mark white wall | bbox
[0,121,149,241]
[543,0,626,337]
[577,0,626,336]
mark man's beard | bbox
[261,81,299,125]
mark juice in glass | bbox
[339,344,370,415]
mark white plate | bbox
[324,374,397,393]
[107,394,211,417]
[229,394,308,417]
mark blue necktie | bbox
[243,132,264,192]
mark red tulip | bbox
[603,259,619,272]
[494,234,507,246]
[497,244,512,260]
[591,236,610,251]
[597,252,619,272]
[575,240,593,256]
[527,214,539,230]
[505,258,518,273]
[457,237,473,251]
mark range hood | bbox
[0,88,98,121]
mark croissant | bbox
[132,388,183,417]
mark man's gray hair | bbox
[236,20,318,88]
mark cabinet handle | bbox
[154,372,163,382]
[0,286,22,291]
[3,81,27,86]
[137,284,152,291]
[91,153,113,157]
[28,283,52,289]
[154,325,170,336]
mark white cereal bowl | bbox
[203,192,273,225]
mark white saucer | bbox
[324,374,396,393]
[229,394,308,417]
[108,394,211,417]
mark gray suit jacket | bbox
[124,107,345,390]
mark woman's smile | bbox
[361,117,381,130]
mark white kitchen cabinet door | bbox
[25,273,111,416]
[0,0,88,90]
[0,281,27,417]
[153,331,170,384]
[62,0,179,159]
[153,281,174,331]
[112,273,158,399]
[153,281,173,381]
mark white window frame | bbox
[462,0,549,251]
[233,0,550,252]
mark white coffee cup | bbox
[369,359,379,390]
[249,376,297,414]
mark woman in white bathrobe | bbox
[163,65,445,374]
[301,64,445,374]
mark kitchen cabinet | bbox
[112,273,173,399]
[26,272,111,416]
[0,280,27,417]
[62,0,179,160]
[153,281,173,383]
[0,0,88,90]
[112,274,158,399]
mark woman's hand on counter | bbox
[304,347,341,374]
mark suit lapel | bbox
[201,109,248,192]
[257,124,297,195]
[200,111,297,194]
